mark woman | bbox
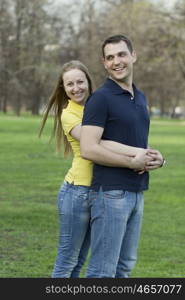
[39,60,148,278]
[39,60,93,278]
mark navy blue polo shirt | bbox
[82,78,150,192]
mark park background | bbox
[0,0,185,277]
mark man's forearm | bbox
[81,143,148,170]
[80,125,149,170]
[81,143,133,167]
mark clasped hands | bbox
[132,148,164,174]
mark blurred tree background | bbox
[0,0,185,117]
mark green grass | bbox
[0,115,185,277]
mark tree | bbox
[0,0,13,112]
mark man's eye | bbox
[107,56,113,61]
[119,52,127,57]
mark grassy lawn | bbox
[0,114,185,277]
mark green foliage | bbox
[1,0,185,116]
[0,115,185,277]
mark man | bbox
[80,35,164,278]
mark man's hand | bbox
[130,149,153,171]
[136,149,164,174]
[145,149,164,171]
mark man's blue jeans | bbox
[86,188,144,278]
[52,181,91,278]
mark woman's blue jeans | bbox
[86,188,144,278]
[52,181,91,278]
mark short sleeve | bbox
[82,91,108,128]
[61,110,81,135]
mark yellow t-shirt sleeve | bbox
[61,110,81,136]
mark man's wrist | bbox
[127,156,135,169]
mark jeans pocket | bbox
[103,190,125,199]
[75,187,90,210]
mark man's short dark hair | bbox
[102,35,133,57]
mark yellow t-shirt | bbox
[61,100,93,186]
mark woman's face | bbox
[63,69,89,105]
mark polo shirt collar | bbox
[104,78,137,95]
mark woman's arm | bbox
[70,124,81,141]
[80,125,149,170]
[70,124,163,172]
[70,124,143,156]
[100,140,143,157]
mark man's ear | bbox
[132,50,137,63]
[102,57,107,69]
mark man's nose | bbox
[113,56,121,65]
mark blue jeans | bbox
[52,181,91,278]
[86,188,144,278]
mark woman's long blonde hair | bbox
[39,60,93,157]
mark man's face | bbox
[102,41,136,83]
